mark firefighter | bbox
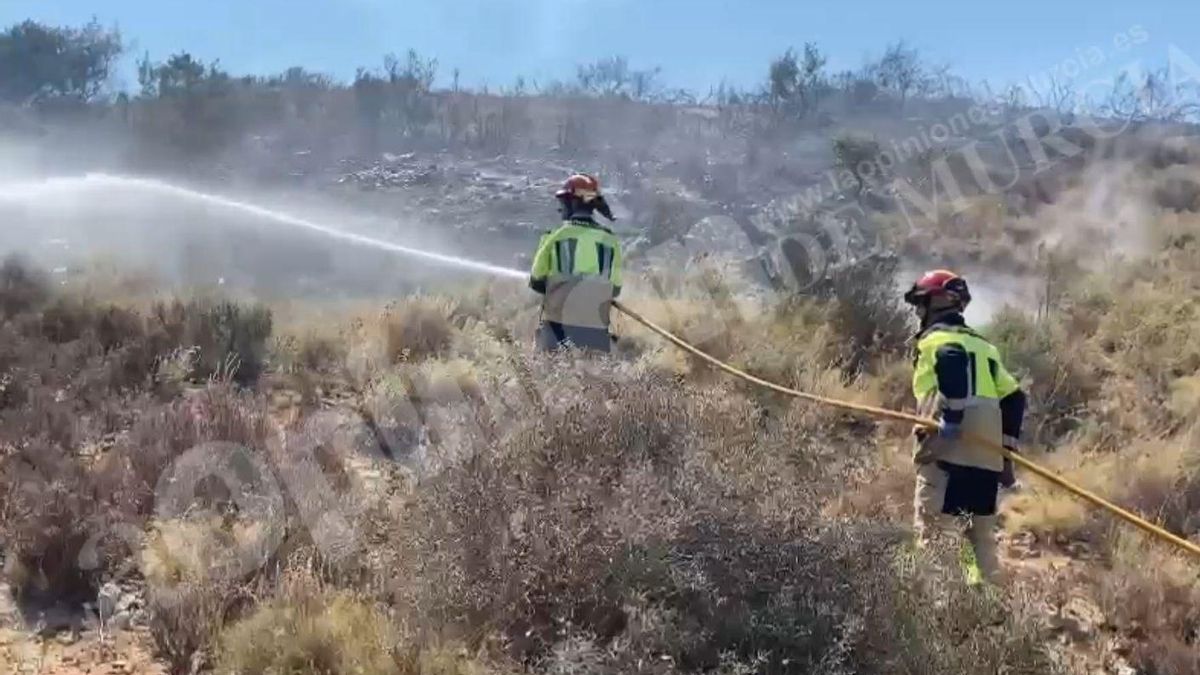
[529,174,623,353]
[905,269,1026,586]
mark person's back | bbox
[530,174,623,353]
[904,270,1026,586]
[912,314,1013,472]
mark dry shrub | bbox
[0,380,273,610]
[272,329,347,375]
[410,358,484,404]
[1,275,273,401]
[147,580,242,675]
[730,299,833,385]
[640,257,910,386]
[142,517,277,590]
[1094,280,1200,387]
[386,369,698,659]
[1002,437,1125,544]
[344,297,460,385]
[37,295,143,346]
[1098,534,1200,674]
[1117,430,1200,537]
[146,297,274,385]
[362,374,429,460]
[0,442,102,603]
[215,568,397,675]
[887,542,1053,675]
[396,642,507,675]
[618,295,757,373]
[379,365,1054,673]
[134,399,390,671]
[1003,488,1091,541]
[1153,175,1200,213]
[31,294,273,387]
[826,445,916,524]
[0,253,50,318]
[1005,427,1200,547]
[106,383,273,518]
[142,518,266,674]
[986,307,1099,444]
[382,297,456,363]
[823,257,912,374]
[859,356,917,413]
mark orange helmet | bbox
[904,269,971,309]
[556,174,602,203]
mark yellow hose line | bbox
[612,300,1200,560]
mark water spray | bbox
[0,173,528,281]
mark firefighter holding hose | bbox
[529,174,623,353]
[905,269,1026,586]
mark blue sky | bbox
[1,0,1196,95]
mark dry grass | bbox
[380,297,457,363]
[395,642,509,675]
[215,568,397,675]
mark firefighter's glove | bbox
[938,419,963,441]
[1000,445,1018,488]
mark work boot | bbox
[965,515,1004,586]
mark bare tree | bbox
[1002,84,1028,116]
[1104,67,1200,122]
[767,43,828,120]
[576,55,662,100]
[630,68,662,101]
[928,63,971,99]
[379,49,438,137]
[1033,75,1077,114]
[869,41,926,105]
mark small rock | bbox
[116,591,140,614]
[97,582,121,619]
[110,611,133,631]
[1108,636,1133,657]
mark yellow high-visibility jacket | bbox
[911,316,1025,473]
[529,219,623,330]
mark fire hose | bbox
[612,300,1200,560]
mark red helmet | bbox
[556,174,602,203]
[904,269,971,309]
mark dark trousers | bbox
[536,321,612,353]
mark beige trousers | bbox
[914,462,1002,584]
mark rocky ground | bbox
[0,578,162,675]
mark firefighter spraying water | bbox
[528,174,624,353]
